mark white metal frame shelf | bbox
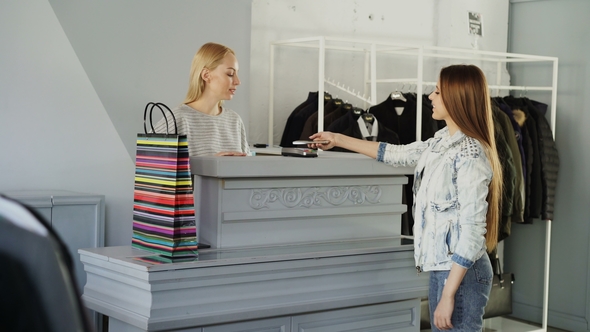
[268,36,558,332]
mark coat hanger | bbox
[361,112,374,124]
[390,84,407,102]
[352,105,364,120]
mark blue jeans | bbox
[428,254,493,331]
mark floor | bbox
[421,317,571,332]
[483,317,570,332]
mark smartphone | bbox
[292,140,330,145]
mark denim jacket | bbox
[377,127,492,272]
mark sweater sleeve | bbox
[238,117,251,154]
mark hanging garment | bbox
[504,96,542,222]
[368,93,438,144]
[326,108,400,153]
[492,107,517,242]
[280,92,332,147]
[356,113,379,140]
[521,98,560,220]
[323,102,352,129]
[280,91,316,147]
[494,98,526,182]
[494,107,525,226]
[299,98,343,140]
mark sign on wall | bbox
[468,11,483,36]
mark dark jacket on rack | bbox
[493,107,518,241]
[280,92,332,147]
[494,98,526,181]
[368,93,439,144]
[494,107,525,226]
[326,109,400,153]
[522,98,560,220]
[504,96,543,223]
[280,92,317,147]
[322,103,352,128]
[299,98,343,140]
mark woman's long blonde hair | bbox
[183,42,235,107]
[439,64,503,252]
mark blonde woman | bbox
[156,42,250,156]
[310,65,502,331]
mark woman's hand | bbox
[433,263,465,330]
[433,295,454,330]
[215,151,247,156]
[308,132,337,150]
[309,131,380,159]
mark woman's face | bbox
[428,81,449,121]
[205,53,241,101]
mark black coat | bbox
[280,92,318,147]
[504,96,559,222]
[326,109,400,153]
[523,98,560,220]
[280,92,332,147]
[299,98,343,140]
[367,93,439,144]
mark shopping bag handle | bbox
[143,102,178,135]
[492,253,514,288]
[493,253,503,276]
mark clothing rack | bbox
[268,36,558,332]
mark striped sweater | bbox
[154,104,250,156]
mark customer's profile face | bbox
[428,81,449,121]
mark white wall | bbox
[249,0,509,145]
[0,0,133,246]
[0,0,252,246]
[47,0,252,158]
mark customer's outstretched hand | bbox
[308,132,337,150]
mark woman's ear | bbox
[201,68,210,83]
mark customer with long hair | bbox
[309,64,502,331]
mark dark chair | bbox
[0,195,93,332]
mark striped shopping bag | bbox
[131,102,198,257]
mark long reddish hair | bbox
[439,65,503,252]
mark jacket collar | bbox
[433,127,466,150]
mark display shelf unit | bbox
[268,36,558,332]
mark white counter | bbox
[190,152,413,248]
[79,237,428,331]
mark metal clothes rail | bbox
[268,36,558,332]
